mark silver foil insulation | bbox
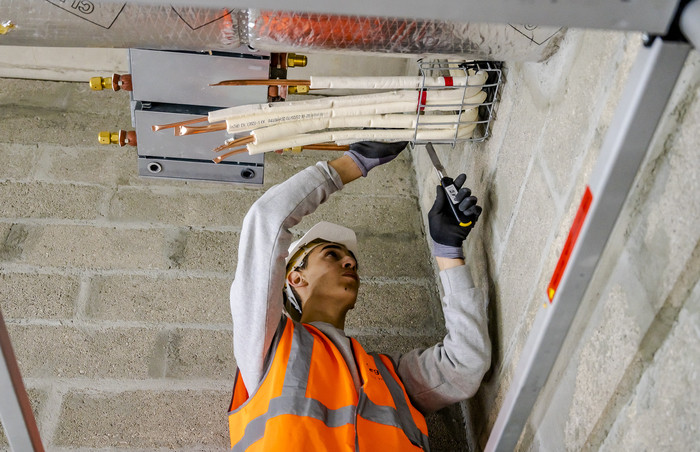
[1,2,564,62]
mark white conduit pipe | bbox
[246,124,477,155]
[333,124,477,145]
[252,109,479,144]
[309,71,488,92]
[210,87,470,123]
[226,90,487,134]
[227,101,417,133]
[210,90,414,123]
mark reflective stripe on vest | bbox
[370,353,430,451]
[229,317,430,451]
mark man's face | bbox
[296,242,359,308]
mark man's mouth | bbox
[343,272,359,281]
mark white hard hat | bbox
[286,221,358,267]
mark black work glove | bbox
[344,141,408,177]
[428,173,482,259]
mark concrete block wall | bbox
[0,75,469,450]
[412,30,700,450]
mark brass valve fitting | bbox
[89,73,132,91]
[98,131,119,144]
[90,77,112,91]
[0,21,16,35]
[287,53,307,68]
[98,130,137,147]
[288,85,310,94]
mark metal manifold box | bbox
[128,49,269,184]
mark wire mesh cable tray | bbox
[412,60,502,147]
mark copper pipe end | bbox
[177,123,227,136]
[213,147,247,164]
[112,73,132,92]
[152,116,209,132]
[119,130,137,147]
[213,135,254,153]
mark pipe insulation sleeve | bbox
[225,90,486,134]
[309,71,488,91]
[251,110,478,144]
[210,88,469,123]
[226,101,419,133]
[246,124,477,155]
[680,0,700,51]
[210,90,410,123]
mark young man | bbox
[228,142,490,451]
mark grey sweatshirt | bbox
[230,162,490,413]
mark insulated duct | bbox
[0,1,243,51]
[245,10,564,62]
[1,1,564,62]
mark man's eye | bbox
[326,251,338,258]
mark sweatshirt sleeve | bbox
[392,264,491,414]
[230,162,344,391]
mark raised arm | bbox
[394,174,491,413]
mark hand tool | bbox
[425,142,473,227]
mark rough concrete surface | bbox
[599,280,700,451]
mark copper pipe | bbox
[151,116,208,132]
[303,144,350,151]
[213,141,346,160]
[213,135,255,153]
[176,122,227,136]
[213,147,248,163]
[210,79,310,87]
[112,73,133,92]
[119,130,137,147]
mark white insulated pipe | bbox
[246,124,477,155]
[251,109,479,144]
[309,71,488,91]
[210,88,470,123]
[224,90,487,133]
[210,90,416,123]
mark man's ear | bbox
[286,270,307,288]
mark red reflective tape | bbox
[417,90,427,112]
[444,76,453,86]
[547,186,593,302]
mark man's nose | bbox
[342,256,356,269]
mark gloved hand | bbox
[428,173,482,259]
[344,141,408,177]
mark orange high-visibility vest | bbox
[228,316,430,451]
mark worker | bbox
[228,141,490,451]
